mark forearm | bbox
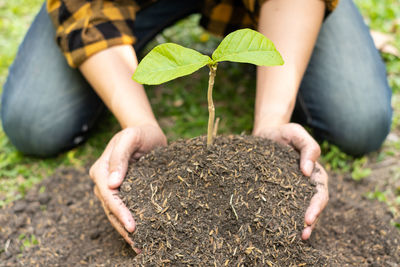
[79,45,158,129]
[254,0,325,132]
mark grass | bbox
[355,0,400,93]
[0,0,399,208]
[320,141,373,181]
[0,0,44,86]
[18,233,38,252]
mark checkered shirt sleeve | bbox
[200,0,339,36]
[47,0,339,68]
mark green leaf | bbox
[351,167,371,181]
[133,43,212,85]
[212,29,284,66]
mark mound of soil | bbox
[0,136,399,266]
[120,135,325,265]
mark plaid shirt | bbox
[47,0,339,68]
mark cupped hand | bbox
[89,124,167,251]
[253,123,329,240]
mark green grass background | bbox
[0,0,399,207]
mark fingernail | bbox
[133,247,141,255]
[307,214,316,226]
[302,227,312,240]
[108,171,121,187]
[304,160,314,176]
[125,223,135,233]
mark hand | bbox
[253,122,329,240]
[302,161,328,240]
[89,124,167,252]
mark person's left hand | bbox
[89,125,167,253]
[253,122,329,240]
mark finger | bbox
[304,189,328,225]
[286,124,321,176]
[304,188,328,226]
[91,138,136,231]
[108,128,142,189]
[106,189,136,233]
[94,187,140,254]
[301,226,312,240]
[302,164,328,240]
[305,164,329,225]
[95,186,134,244]
[89,135,117,180]
[107,211,141,254]
[95,185,136,233]
[302,216,321,240]
[133,151,145,160]
[310,162,329,186]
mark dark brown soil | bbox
[120,135,324,265]
[0,136,399,266]
[0,167,136,266]
[310,173,400,266]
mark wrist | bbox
[123,123,167,148]
[122,118,161,130]
[254,68,297,134]
[253,110,291,135]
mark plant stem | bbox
[213,117,220,138]
[207,64,217,147]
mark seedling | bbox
[133,29,284,147]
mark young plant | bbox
[133,28,283,147]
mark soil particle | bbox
[38,193,51,205]
[11,201,26,213]
[25,201,40,214]
[0,136,399,266]
[310,174,400,266]
[120,135,325,266]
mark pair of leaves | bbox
[133,29,284,85]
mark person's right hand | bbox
[89,124,167,252]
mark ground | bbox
[0,141,399,265]
[0,0,399,264]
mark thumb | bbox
[286,124,321,176]
[108,128,142,189]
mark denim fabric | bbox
[294,0,392,155]
[1,0,200,156]
[1,4,104,157]
[1,0,392,157]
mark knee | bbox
[1,94,75,157]
[2,110,64,157]
[330,105,392,156]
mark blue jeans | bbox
[1,0,392,157]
